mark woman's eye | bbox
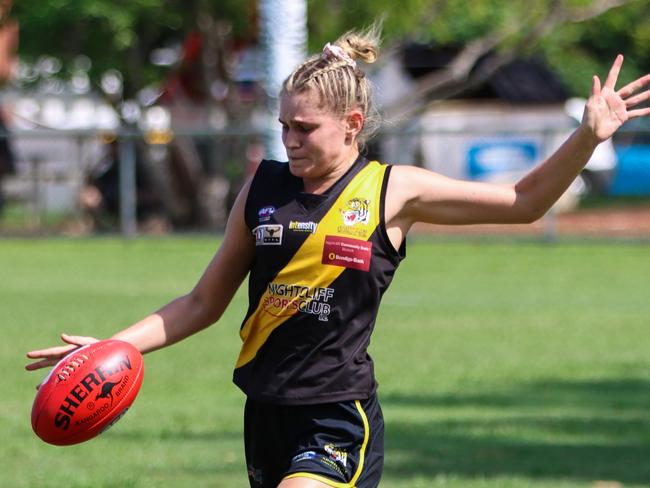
[279,122,314,133]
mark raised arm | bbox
[26,180,255,371]
[386,55,650,242]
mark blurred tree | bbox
[12,0,256,97]
[0,0,18,215]
[10,0,649,103]
[307,0,649,110]
[7,0,649,229]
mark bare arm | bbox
[386,55,650,242]
[388,125,598,227]
[26,180,255,370]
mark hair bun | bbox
[335,23,381,65]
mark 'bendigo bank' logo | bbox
[322,235,372,272]
[54,355,133,430]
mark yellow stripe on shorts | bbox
[283,400,370,488]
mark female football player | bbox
[27,24,650,488]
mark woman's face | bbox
[279,89,359,181]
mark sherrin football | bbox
[31,339,144,446]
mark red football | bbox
[31,339,144,446]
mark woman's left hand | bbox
[583,54,650,143]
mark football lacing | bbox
[56,354,90,382]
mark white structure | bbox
[259,0,307,161]
[2,92,120,213]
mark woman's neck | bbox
[302,149,360,194]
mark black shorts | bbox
[244,394,384,487]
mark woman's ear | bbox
[345,110,364,143]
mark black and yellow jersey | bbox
[234,156,405,405]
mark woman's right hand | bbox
[25,333,100,371]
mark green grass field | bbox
[2,236,650,487]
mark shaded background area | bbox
[382,379,650,486]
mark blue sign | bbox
[466,140,538,179]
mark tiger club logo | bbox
[324,443,348,468]
[340,198,370,226]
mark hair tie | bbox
[322,42,356,68]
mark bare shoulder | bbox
[387,164,450,195]
[385,165,446,221]
[385,165,417,204]
[384,165,432,242]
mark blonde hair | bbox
[281,24,382,149]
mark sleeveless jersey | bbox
[234,156,405,405]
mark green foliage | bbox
[11,0,256,95]
[307,0,649,96]
[8,0,650,106]
[540,0,650,96]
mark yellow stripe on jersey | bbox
[236,161,387,369]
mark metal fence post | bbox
[30,156,42,228]
[118,132,137,238]
[541,129,557,243]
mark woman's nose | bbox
[283,129,300,149]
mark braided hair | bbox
[281,24,382,149]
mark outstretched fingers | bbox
[591,75,602,97]
[58,333,99,346]
[625,89,650,108]
[26,342,77,359]
[603,54,624,90]
[617,73,650,99]
[25,344,78,370]
[25,357,65,372]
[25,334,98,371]
[619,73,650,119]
[627,106,650,120]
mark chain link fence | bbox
[1,127,649,239]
